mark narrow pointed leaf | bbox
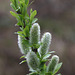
[19,60,26,64]
[10,11,20,20]
[42,54,51,60]
[30,10,37,22]
[32,18,38,24]
[10,3,16,10]
[25,0,29,5]
[20,55,26,59]
[53,63,62,74]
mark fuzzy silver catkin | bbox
[26,51,40,71]
[18,35,30,55]
[47,55,59,73]
[38,32,51,57]
[30,23,40,46]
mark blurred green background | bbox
[0,0,75,75]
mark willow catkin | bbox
[26,51,40,71]
[38,32,51,57]
[47,55,59,73]
[30,23,40,47]
[18,35,30,55]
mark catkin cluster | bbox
[18,23,60,74]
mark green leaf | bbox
[20,27,23,31]
[25,16,30,21]
[23,26,29,37]
[18,14,24,26]
[53,63,62,74]
[10,0,14,3]
[19,0,25,3]
[32,18,38,24]
[16,31,25,38]
[18,14,23,21]
[10,11,20,20]
[10,11,23,26]
[10,3,16,10]
[25,0,29,6]
[44,64,47,71]
[29,72,38,75]
[20,55,26,59]
[28,0,34,7]
[30,10,37,22]
[17,22,21,26]
[19,0,25,13]
[17,31,23,35]
[36,51,40,59]
[45,72,52,75]
[32,43,41,49]
[41,59,48,63]
[23,39,29,45]
[22,4,27,16]
[49,51,55,54]
[14,0,18,9]
[16,7,20,13]
[42,53,51,60]
[19,60,26,64]
[30,8,33,14]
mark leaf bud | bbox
[47,55,59,73]
[18,35,30,55]
[38,32,51,57]
[30,23,40,47]
[26,51,40,71]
